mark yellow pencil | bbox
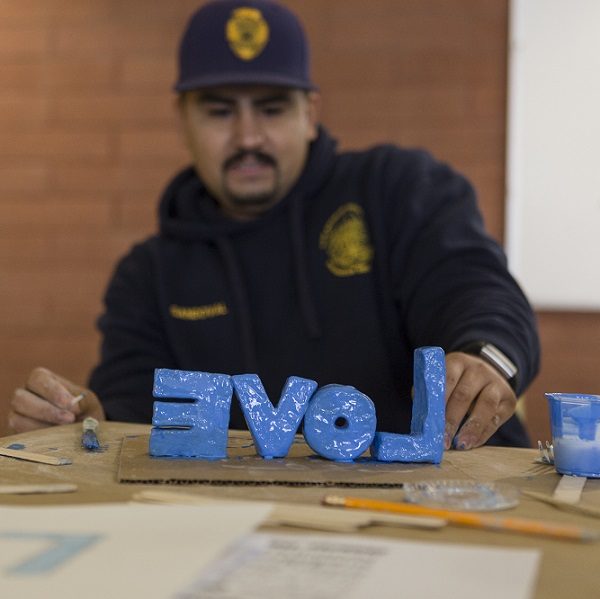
[323,495,599,543]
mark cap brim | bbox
[174,71,317,92]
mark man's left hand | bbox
[444,352,517,450]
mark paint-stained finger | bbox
[10,388,76,426]
[454,383,514,449]
[25,367,76,410]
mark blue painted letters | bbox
[148,346,445,463]
[149,369,233,459]
[303,384,376,461]
[370,347,445,463]
[232,374,317,459]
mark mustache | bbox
[224,151,276,170]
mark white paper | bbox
[179,532,541,599]
[0,502,272,598]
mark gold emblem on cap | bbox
[319,203,374,277]
[226,7,269,61]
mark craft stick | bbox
[0,447,72,466]
[323,495,600,543]
[0,483,77,495]
[522,490,600,519]
[71,392,86,406]
[132,490,447,533]
[552,474,586,505]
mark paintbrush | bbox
[323,494,600,543]
[81,417,101,451]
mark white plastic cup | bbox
[545,393,600,478]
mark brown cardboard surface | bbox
[117,432,469,486]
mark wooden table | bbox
[1,422,599,598]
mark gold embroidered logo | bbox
[225,7,269,61]
[169,302,228,321]
[319,203,373,277]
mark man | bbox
[7,0,539,450]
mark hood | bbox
[156,127,338,372]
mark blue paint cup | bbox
[545,393,600,477]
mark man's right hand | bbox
[8,367,105,433]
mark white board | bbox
[506,0,600,310]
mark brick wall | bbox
[1,0,576,442]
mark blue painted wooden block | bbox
[149,369,233,459]
[371,347,445,463]
[232,374,318,459]
[303,384,377,462]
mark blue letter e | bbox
[149,369,232,459]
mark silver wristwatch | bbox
[461,342,518,390]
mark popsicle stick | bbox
[132,490,446,532]
[0,447,72,466]
[522,491,600,519]
[70,392,86,406]
[0,483,77,495]
[552,474,586,504]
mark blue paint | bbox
[149,369,233,459]
[546,393,600,477]
[147,346,445,463]
[82,430,100,451]
[1,532,102,575]
[303,384,376,462]
[371,347,445,463]
[233,374,317,459]
[7,443,25,450]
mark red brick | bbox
[0,97,48,126]
[0,0,51,21]
[111,1,200,24]
[116,191,162,231]
[117,129,188,162]
[1,130,112,161]
[0,232,137,274]
[54,23,178,57]
[119,57,175,91]
[0,194,113,229]
[2,63,44,91]
[0,26,50,57]
[43,59,117,92]
[49,164,175,194]
[0,332,100,389]
[0,165,48,192]
[0,270,109,336]
[0,0,111,22]
[51,92,175,126]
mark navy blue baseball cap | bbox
[175,0,316,92]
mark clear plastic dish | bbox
[403,480,519,511]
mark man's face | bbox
[178,85,320,220]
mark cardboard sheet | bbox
[118,432,468,486]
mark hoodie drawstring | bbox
[215,237,258,372]
[289,194,322,339]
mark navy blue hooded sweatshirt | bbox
[88,128,539,446]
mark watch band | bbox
[460,341,518,390]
